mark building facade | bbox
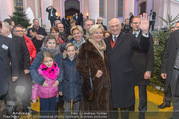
[0,0,179,30]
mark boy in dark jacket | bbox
[59,43,82,118]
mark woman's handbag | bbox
[82,68,93,101]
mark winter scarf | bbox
[41,44,61,57]
[40,62,59,79]
[89,38,106,59]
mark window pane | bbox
[15,0,23,7]
[99,0,104,17]
[118,0,123,17]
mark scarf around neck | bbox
[41,44,61,57]
[89,38,106,59]
[40,62,58,79]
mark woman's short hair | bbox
[89,24,104,35]
[70,25,84,35]
[50,26,59,33]
[43,34,57,47]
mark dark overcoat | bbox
[104,32,149,108]
[76,40,112,111]
[0,35,19,79]
[0,35,19,98]
[132,32,154,85]
[0,57,8,98]
[12,34,30,75]
[161,29,179,92]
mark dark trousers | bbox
[149,21,155,31]
[40,96,56,118]
[4,76,16,101]
[138,85,147,112]
[58,95,64,109]
[163,85,172,104]
[112,106,134,119]
[50,18,55,27]
[170,69,179,119]
[120,106,134,119]
[138,85,147,119]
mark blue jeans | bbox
[40,96,56,118]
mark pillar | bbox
[123,0,135,21]
[0,0,14,21]
[41,0,53,30]
[88,0,99,21]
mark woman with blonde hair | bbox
[69,25,86,50]
[76,24,112,113]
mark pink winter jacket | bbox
[31,62,60,99]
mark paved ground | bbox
[29,85,173,119]
[133,86,173,119]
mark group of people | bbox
[122,10,156,33]
[46,5,84,29]
[0,9,179,119]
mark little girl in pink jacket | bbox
[31,51,60,116]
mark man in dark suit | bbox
[27,19,47,38]
[131,16,154,119]
[83,19,94,36]
[11,24,30,112]
[160,28,179,119]
[73,13,80,25]
[104,13,150,119]
[29,28,44,53]
[0,21,20,115]
[123,18,132,33]
[149,10,156,31]
[56,23,68,43]
[96,17,107,30]
[158,21,179,109]
[46,5,57,27]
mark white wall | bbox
[0,0,14,21]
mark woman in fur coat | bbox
[76,24,112,113]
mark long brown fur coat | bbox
[76,39,112,111]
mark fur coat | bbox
[76,39,112,111]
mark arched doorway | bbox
[65,0,80,19]
[140,2,146,14]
